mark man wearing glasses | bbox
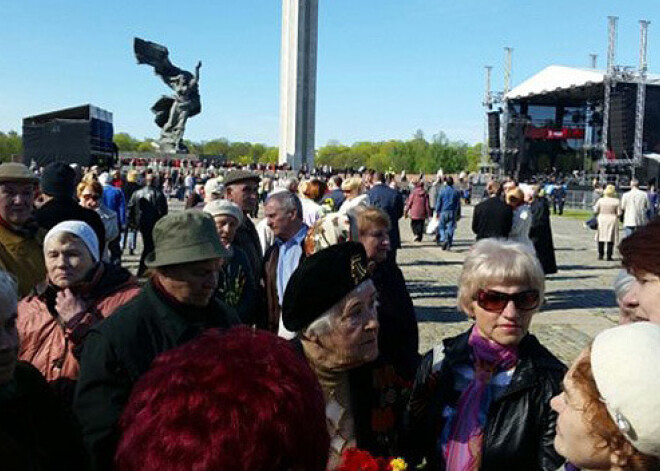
[0,163,47,296]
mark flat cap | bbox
[223,170,260,186]
[282,242,370,332]
[0,163,39,184]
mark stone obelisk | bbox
[279,0,318,170]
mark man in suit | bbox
[367,171,404,263]
[472,180,513,240]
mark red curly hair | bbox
[571,348,660,470]
[115,327,329,471]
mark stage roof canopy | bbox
[505,65,660,106]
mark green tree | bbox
[0,131,22,162]
[136,140,156,153]
[202,138,230,156]
[113,133,140,151]
[260,147,279,164]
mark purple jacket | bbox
[406,186,431,220]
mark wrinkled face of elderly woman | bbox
[309,280,379,370]
[0,288,18,385]
[45,233,97,289]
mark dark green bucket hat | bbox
[145,211,230,268]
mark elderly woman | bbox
[406,238,566,470]
[78,180,120,263]
[593,184,620,261]
[17,221,139,403]
[618,217,660,322]
[356,206,419,381]
[115,327,329,471]
[282,242,402,469]
[613,270,640,324]
[203,199,257,324]
[551,322,660,470]
[339,177,368,215]
[0,270,88,470]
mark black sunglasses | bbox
[475,289,540,313]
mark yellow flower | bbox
[389,457,407,471]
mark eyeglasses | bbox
[82,194,100,201]
[475,289,540,313]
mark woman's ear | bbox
[460,299,475,319]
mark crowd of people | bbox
[0,158,659,470]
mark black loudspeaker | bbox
[488,112,500,149]
[609,86,636,158]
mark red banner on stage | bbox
[525,127,585,140]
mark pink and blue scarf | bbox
[444,328,519,471]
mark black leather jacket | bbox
[127,185,168,229]
[404,329,566,471]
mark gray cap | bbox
[223,170,260,186]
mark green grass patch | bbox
[552,209,591,220]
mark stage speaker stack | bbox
[487,112,500,149]
[608,85,636,159]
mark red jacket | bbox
[405,186,432,220]
[18,264,140,389]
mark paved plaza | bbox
[124,200,620,366]
[399,205,620,365]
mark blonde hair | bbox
[356,206,391,235]
[604,184,617,198]
[506,188,525,207]
[77,180,103,198]
[341,177,362,194]
[457,238,545,315]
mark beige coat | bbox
[594,196,620,243]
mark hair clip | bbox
[599,397,633,436]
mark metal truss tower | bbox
[601,16,618,161]
[482,65,492,161]
[502,47,513,160]
[590,54,598,69]
[633,20,650,163]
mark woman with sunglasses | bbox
[77,180,119,263]
[405,238,566,470]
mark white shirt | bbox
[276,225,308,339]
[621,187,649,227]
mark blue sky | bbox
[1,0,658,147]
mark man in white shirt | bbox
[263,191,308,339]
[621,179,649,237]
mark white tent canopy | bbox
[505,65,660,101]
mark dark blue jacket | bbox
[435,185,461,214]
[368,183,404,249]
[101,184,126,227]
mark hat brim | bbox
[225,176,261,186]
[145,241,230,268]
[0,176,39,184]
